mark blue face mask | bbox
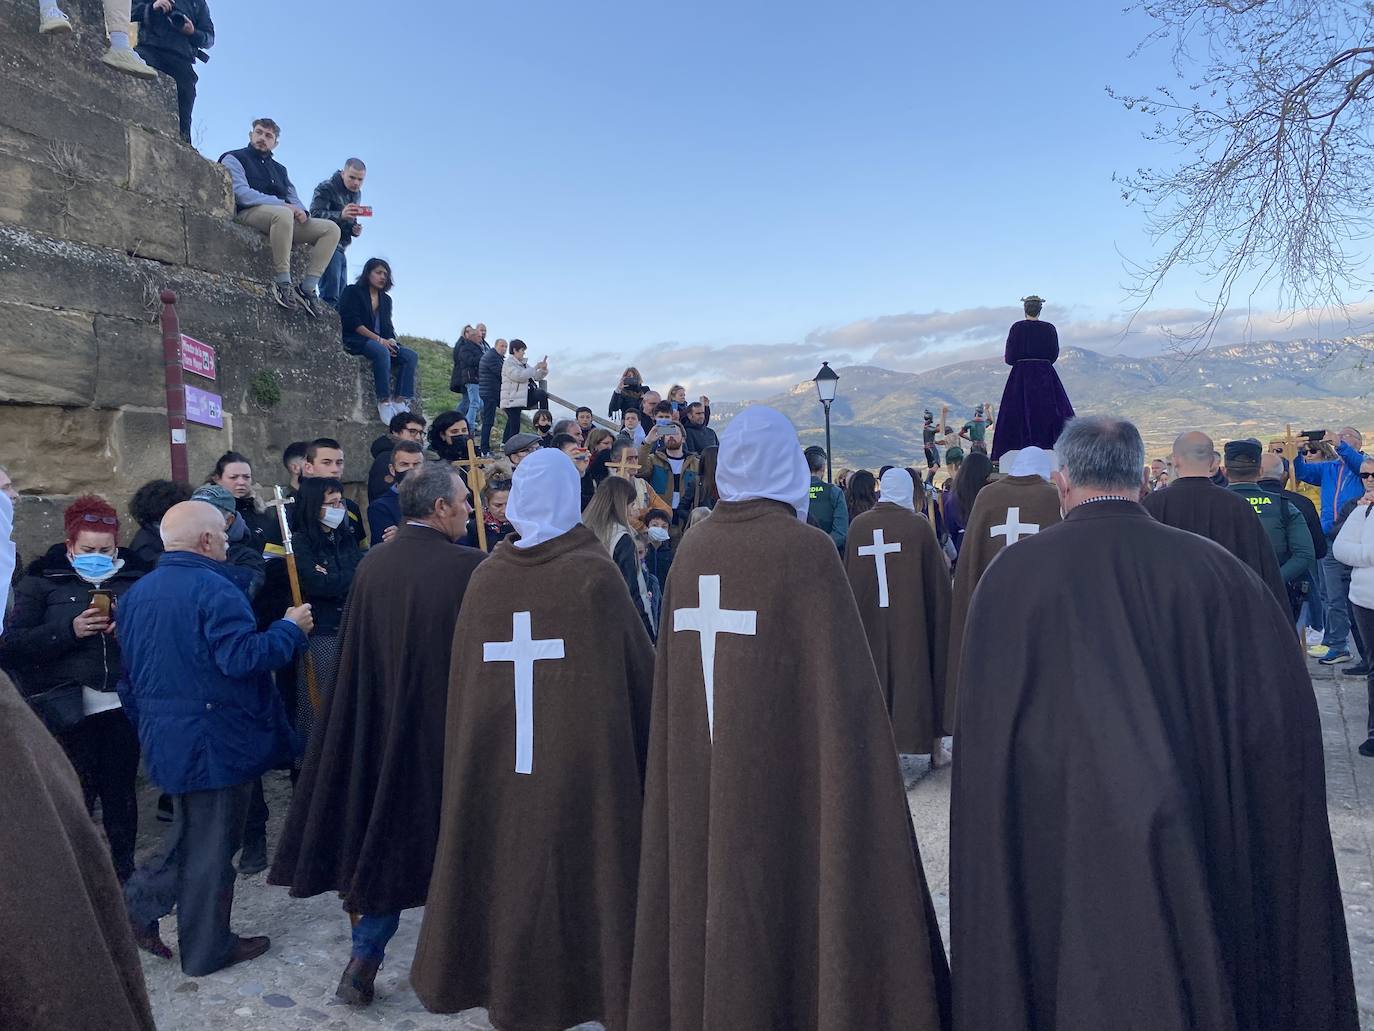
[70,552,115,581]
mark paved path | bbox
[140,661,1374,1029]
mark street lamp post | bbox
[812,361,839,483]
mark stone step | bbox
[0,223,346,350]
[0,0,182,141]
[0,68,233,214]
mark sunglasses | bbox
[80,513,118,525]
[1362,472,1374,481]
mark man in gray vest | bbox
[219,118,341,316]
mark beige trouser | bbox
[103,0,131,35]
[234,205,342,279]
[44,0,133,35]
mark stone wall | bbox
[0,0,376,560]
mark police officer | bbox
[804,445,848,552]
[1223,438,1315,618]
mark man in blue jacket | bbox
[1297,427,1368,664]
[118,500,313,976]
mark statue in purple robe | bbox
[990,295,1076,462]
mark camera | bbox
[167,9,189,27]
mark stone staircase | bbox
[0,0,376,556]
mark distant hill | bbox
[715,337,1374,468]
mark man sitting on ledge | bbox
[219,118,340,317]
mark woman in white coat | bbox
[1332,454,1374,757]
[498,339,549,445]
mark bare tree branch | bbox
[1111,0,1374,353]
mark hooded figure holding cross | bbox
[410,448,655,1029]
[627,405,951,1031]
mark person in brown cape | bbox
[844,466,952,764]
[945,445,1061,733]
[1142,430,1289,610]
[268,461,484,1006]
[951,416,1357,1031]
[0,495,155,1031]
[628,405,950,1031]
[410,447,655,1030]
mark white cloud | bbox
[541,300,1374,412]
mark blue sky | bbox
[187,0,1368,404]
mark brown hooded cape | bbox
[628,498,950,1031]
[0,672,155,1031]
[951,501,1356,1030]
[844,502,951,752]
[946,473,1061,731]
[1142,476,1288,610]
[268,524,485,913]
[410,524,655,1030]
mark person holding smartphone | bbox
[310,158,367,309]
[0,495,144,881]
[498,340,550,445]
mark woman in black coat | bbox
[289,477,364,750]
[338,258,420,426]
[0,495,144,881]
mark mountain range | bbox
[715,336,1374,469]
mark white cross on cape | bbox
[990,506,1040,545]
[857,527,903,608]
[484,611,565,775]
[674,574,757,741]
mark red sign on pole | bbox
[180,335,217,380]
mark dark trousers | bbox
[1353,605,1374,737]
[502,407,525,444]
[243,776,268,849]
[501,390,550,443]
[135,48,197,142]
[351,911,402,963]
[125,780,252,976]
[59,708,141,881]
[480,397,500,454]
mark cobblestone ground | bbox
[141,660,1373,1029]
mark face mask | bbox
[647,525,671,544]
[393,470,409,486]
[227,516,249,543]
[321,506,346,529]
[449,434,470,452]
[70,552,117,583]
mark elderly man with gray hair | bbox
[269,462,485,1006]
[950,415,1358,1031]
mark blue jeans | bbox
[351,911,400,963]
[1321,551,1355,651]
[346,338,417,400]
[462,383,482,434]
[320,246,348,308]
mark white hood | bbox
[507,448,583,549]
[716,405,811,520]
[879,468,916,511]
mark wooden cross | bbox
[264,486,320,712]
[608,451,642,479]
[453,439,494,551]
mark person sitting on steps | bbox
[218,118,341,316]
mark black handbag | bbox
[25,681,84,735]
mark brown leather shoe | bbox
[131,919,173,960]
[335,956,381,1006]
[220,935,270,970]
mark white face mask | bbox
[321,506,346,530]
[647,525,671,543]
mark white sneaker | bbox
[101,46,158,79]
[39,9,72,33]
[377,402,392,425]
[1305,627,1324,647]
